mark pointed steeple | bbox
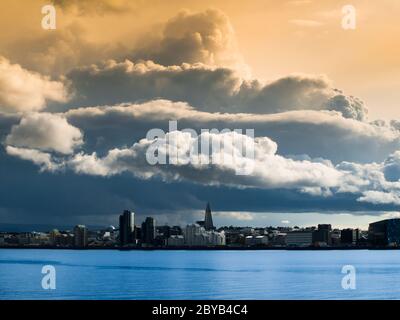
[204,202,214,231]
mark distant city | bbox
[1,203,400,249]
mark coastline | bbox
[0,245,397,250]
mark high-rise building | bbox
[313,224,332,245]
[369,219,400,246]
[73,225,88,248]
[204,202,214,231]
[119,210,135,246]
[141,217,156,244]
[341,228,359,245]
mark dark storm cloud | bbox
[0,148,396,227]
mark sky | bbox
[0,0,399,229]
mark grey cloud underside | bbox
[1,150,395,225]
[66,60,367,121]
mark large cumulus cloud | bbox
[132,9,246,71]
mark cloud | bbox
[68,59,368,120]
[8,124,400,209]
[132,9,246,72]
[358,191,400,206]
[6,123,400,216]
[7,24,123,76]
[6,113,83,154]
[9,130,344,191]
[0,57,69,113]
[64,100,398,163]
[5,146,60,172]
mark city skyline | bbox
[2,202,400,249]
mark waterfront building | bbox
[184,224,225,246]
[369,219,400,246]
[286,231,313,247]
[313,224,332,246]
[167,235,185,247]
[142,217,156,245]
[49,229,61,246]
[341,228,359,245]
[245,235,269,246]
[268,231,287,246]
[240,227,255,236]
[73,225,88,248]
[119,210,135,246]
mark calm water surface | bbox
[1,249,400,300]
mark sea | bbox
[1,249,400,300]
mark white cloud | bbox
[5,146,61,172]
[0,57,69,113]
[53,131,345,191]
[6,113,83,154]
[358,191,400,205]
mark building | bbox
[184,224,225,246]
[119,210,135,246]
[286,231,313,247]
[204,202,214,231]
[369,219,400,246]
[268,231,287,246]
[313,224,332,245]
[331,229,342,246]
[167,235,185,247]
[245,235,269,246]
[141,217,156,245]
[49,229,61,246]
[74,225,88,248]
[341,228,359,245]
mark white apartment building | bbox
[184,224,226,246]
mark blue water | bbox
[1,249,400,299]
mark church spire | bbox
[204,202,214,231]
